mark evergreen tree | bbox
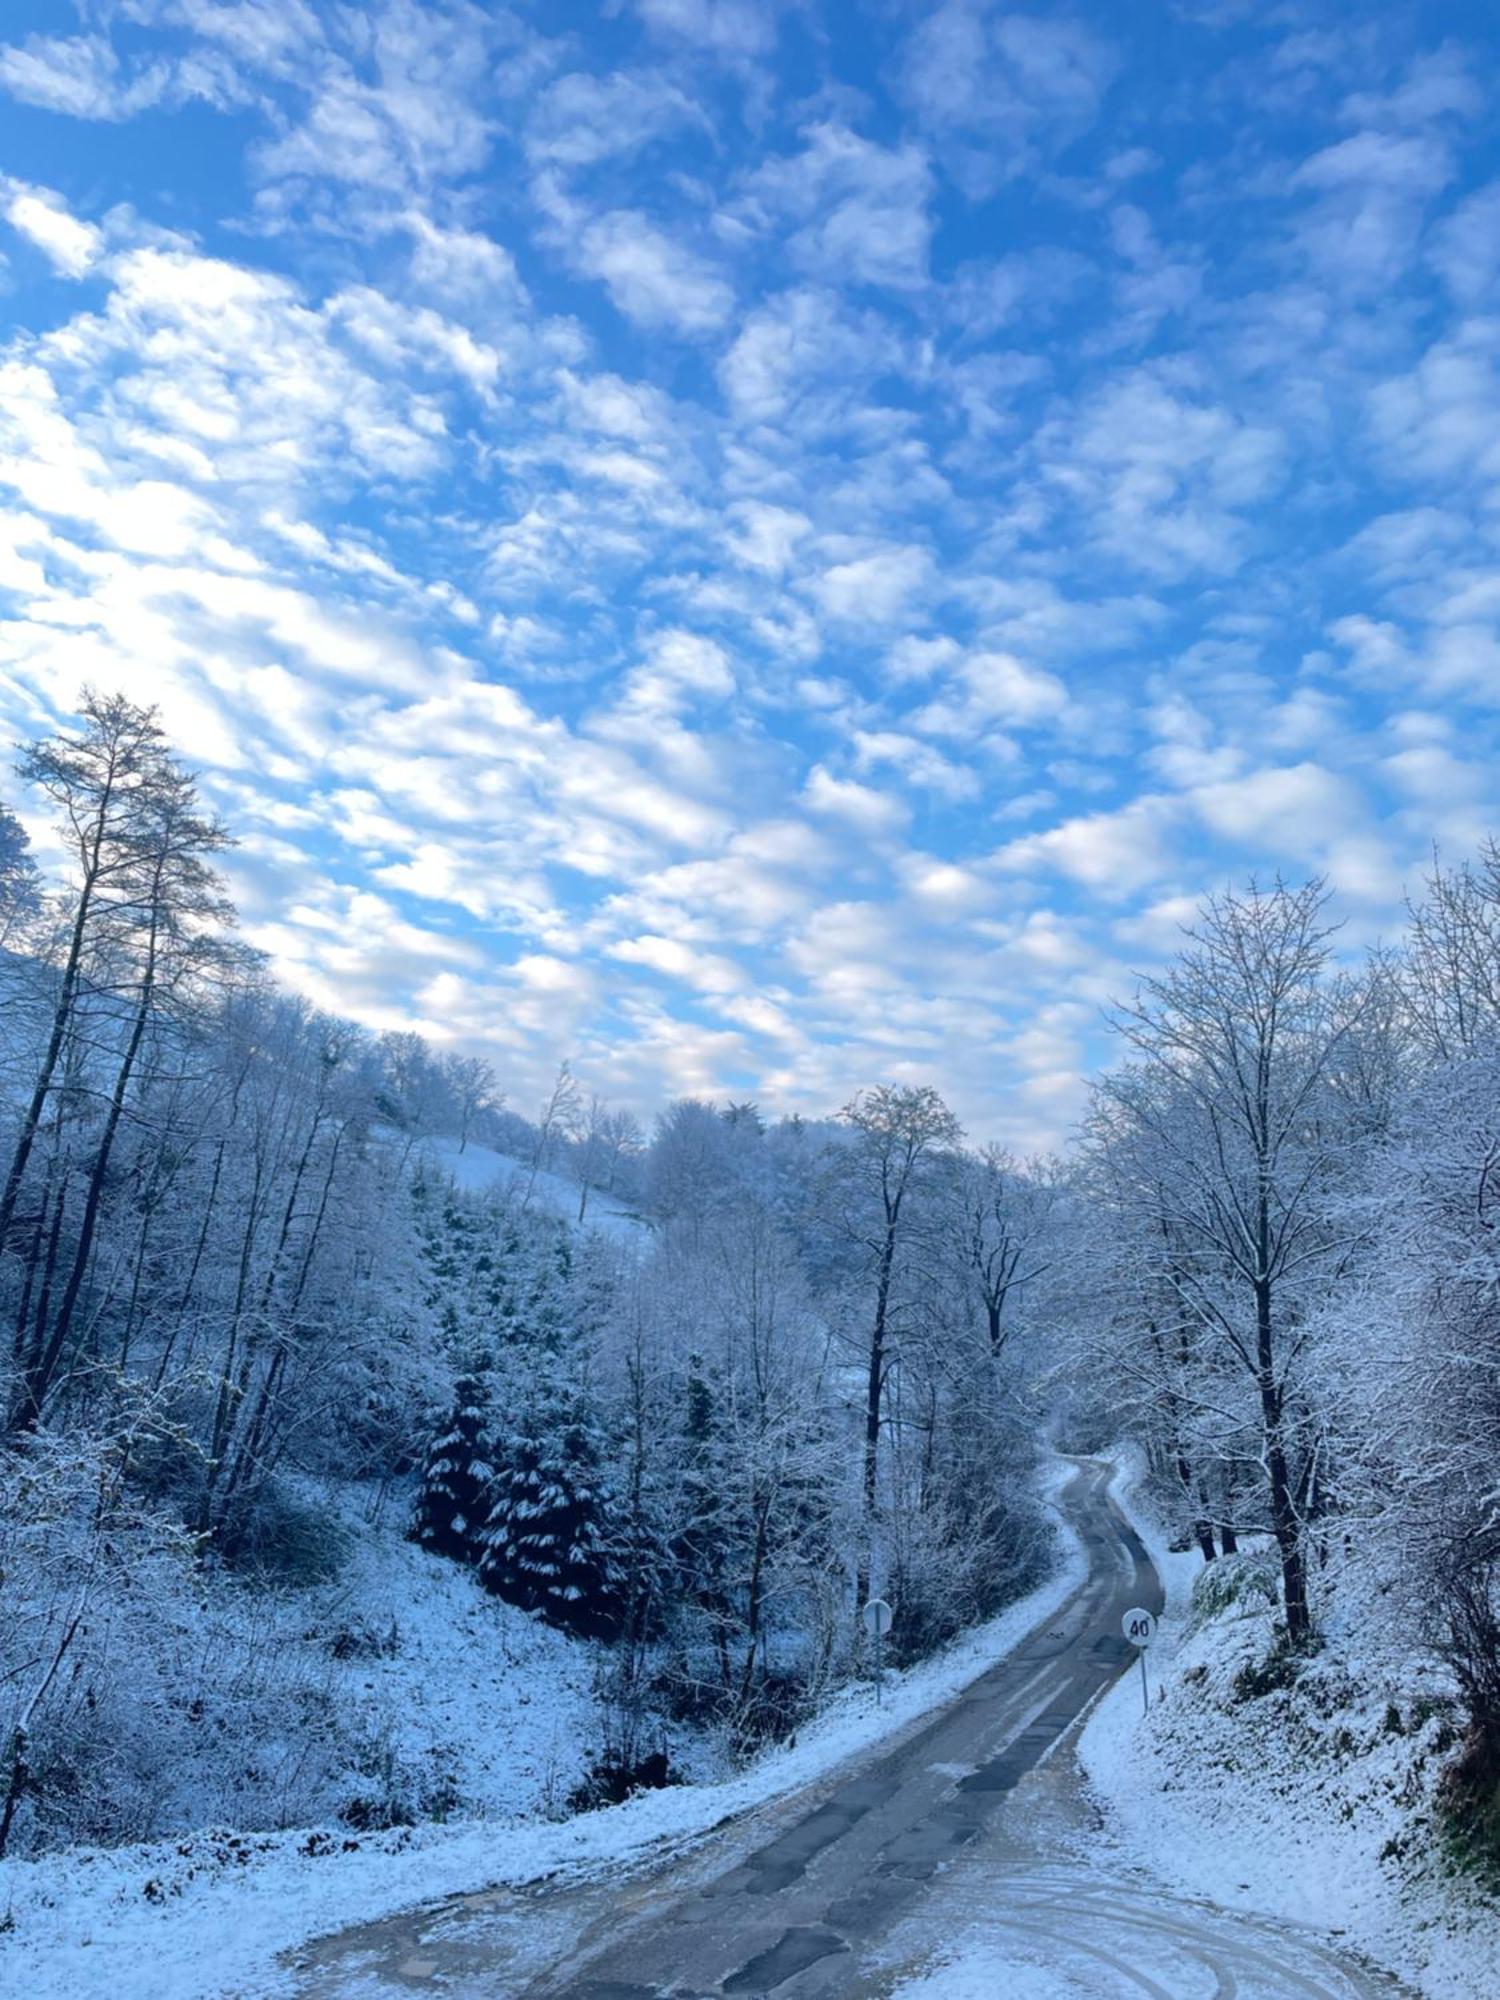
[411,1375,497,1564]
[480,1388,622,1638]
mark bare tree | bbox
[1101,878,1361,1645]
[1404,841,1500,1061]
[831,1084,963,1603]
[952,1146,1058,1362]
[0,796,40,952]
[0,695,178,1260]
[523,1060,582,1208]
[441,1052,499,1153]
[574,1098,643,1222]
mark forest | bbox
[0,692,1496,1888]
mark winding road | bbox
[293,1462,1405,1999]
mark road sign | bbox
[861,1598,893,1707]
[1121,1607,1155,1717]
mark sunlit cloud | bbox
[0,4,1498,1149]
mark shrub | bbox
[1230,1633,1303,1704]
[218,1482,349,1587]
[1438,1727,1500,1889]
[1190,1549,1278,1627]
[566,1746,677,1813]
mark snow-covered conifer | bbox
[411,1376,497,1564]
[479,1389,622,1639]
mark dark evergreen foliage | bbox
[411,1375,497,1564]
[479,1388,623,1639]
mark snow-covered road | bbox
[294,1461,1406,1998]
[881,1863,1400,1999]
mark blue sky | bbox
[2,1,1499,1144]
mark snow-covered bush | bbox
[1190,1548,1278,1628]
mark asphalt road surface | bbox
[293,1462,1405,1999]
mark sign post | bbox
[1121,1607,1156,1717]
[861,1597,893,1706]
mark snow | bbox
[0,1471,1089,2000]
[1079,1450,1500,2000]
[316,1505,596,1821]
[893,1946,1105,1998]
[422,1136,648,1244]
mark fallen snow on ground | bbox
[423,1136,648,1243]
[894,1944,1106,1998]
[0,1475,1088,2000]
[1080,1450,1500,2000]
[317,1503,597,1822]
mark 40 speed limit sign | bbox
[1122,1608,1156,1647]
[1121,1606,1156,1716]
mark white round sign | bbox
[861,1597,893,1639]
[1122,1608,1156,1648]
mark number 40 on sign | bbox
[1122,1606,1155,1716]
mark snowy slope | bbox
[0,1474,1089,2000]
[419,1135,649,1245]
[1079,1453,1500,2000]
[315,1503,597,1822]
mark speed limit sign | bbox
[1121,1607,1155,1716]
[1122,1608,1156,1647]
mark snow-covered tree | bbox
[412,1375,498,1565]
[480,1388,623,1640]
[1096,880,1360,1645]
[0,796,39,949]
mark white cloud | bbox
[899,4,1116,196]
[1034,367,1286,578]
[575,209,734,334]
[632,0,778,58]
[739,123,933,292]
[1368,322,1500,490]
[615,629,736,714]
[2,179,103,277]
[911,649,1068,737]
[811,544,934,625]
[1192,762,1361,851]
[852,730,980,801]
[0,33,172,119]
[1429,180,1500,304]
[609,933,747,994]
[525,69,708,169]
[995,797,1178,894]
[724,501,811,574]
[803,766,911,836]
[717,287,901,423]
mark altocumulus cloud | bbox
[2,0,1500,1145]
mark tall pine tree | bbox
[479,1388,622,1639]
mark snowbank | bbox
[1080,1455,1500,2000]
[0,1475,1089,1999]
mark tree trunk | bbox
[13,932,159,1429]
[0,842,103,1255]
[1255,1275,1310,1643]
[1176,1450,1217,1563]
[857,1220,896,1606]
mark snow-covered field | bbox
[0,1481,1087,1999]
[423,1135,648,1244]
[1081,1453,1500,2000]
